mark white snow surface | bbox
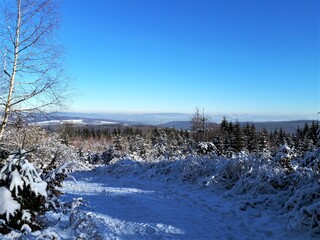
[31,119,86,125]
[32,119,119,126]
[0,187,20,222]
[9,169,24,196]
[1,155,318,239]
[59,165,310,240]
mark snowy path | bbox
[62,170,297,240]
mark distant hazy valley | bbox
[29,112,319,133]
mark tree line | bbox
[57,118,319,161]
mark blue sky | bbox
[59,0,319,119]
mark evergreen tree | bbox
[293,126,304,155]
[231,121,244,152]
[309,121,319,147]
[257,128,271,159]
[220,117,229,133]
[243,123,258,153]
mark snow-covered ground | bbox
[1,153,318,239]
[60,166,309,240]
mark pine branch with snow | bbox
[0,151,48,233]
[0,150,72,234]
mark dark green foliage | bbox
[0,152,46,233]
[0,148,9,162]
[0,151,67,234]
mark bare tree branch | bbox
[0,0,71,140]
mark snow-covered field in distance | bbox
[31,119,119,126]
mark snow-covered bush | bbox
[0,151,48,233]
[85,145,127,165]
[203,148,320,234]
[283,182,320,233]
[212,156,256,190]
[195,142,217,155]
[1,125,79,169]
[104,159,143,178]
[100,147,116,164]
[1,125,48,152]
[273,144,294,174]
[86,152,102,165]
[301,148,320,174]
[221,159,284,196]
[278,148,320,234]
[128,135,152,160]
[0,148,10,163]
[30,135,78,169]
[69,208,104,239]
[0,151,67,234]
[180,156,216,184]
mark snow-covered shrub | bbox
[37,197,102,239]
[86,146,126,165]
[43,163,72,213]
[128,135,152,160]
[203,153,293,196]
[1,125,79,169]
[104,159,143,178]
[301,148,320,174]
[273,144,294,174]
[1,125,47,151]
[195,142,217,155]
[30,135,78,169]
[180,156,216,184]
[213,156,254,189]
[100,147,116,165]
[276,148,320,234]
[153,142,167,158]
[0,151,48,233]
[0,151,69,234]
[0,148,9,163]
[69,210,104,239]
[283,182,320,233]
[225,162,283,195]
[87,152,102,165]
[208,149,320,234]
[144,160,177,180]
[255,147,272,161]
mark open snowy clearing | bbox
[62,168,305,240]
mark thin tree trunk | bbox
[0,0,21,140]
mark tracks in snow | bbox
[62,171,285,240]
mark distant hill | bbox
[158,121,220,130]
[27,112,318,134]
[160,120,318,133]
[239,120,318,133]
[157,121,192,130]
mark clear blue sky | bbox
[59,0,319,119]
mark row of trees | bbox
[214,118,319,157]
[57,118,319,162]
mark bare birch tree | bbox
[191,107,208,132]
[0,0,69,140]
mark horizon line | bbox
[57,111,319,122]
